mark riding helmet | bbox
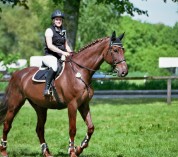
[51,10,64,19]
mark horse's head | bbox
[104,31,128,77]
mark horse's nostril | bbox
[121,71,127,77]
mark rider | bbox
[42,9,72,96]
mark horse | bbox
[0,31,128,157]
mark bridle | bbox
[108,41,126,66]
[68,39,126,72]
[65,39,126,95]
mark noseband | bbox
[108,42,126,66]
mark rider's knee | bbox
[51,66,57,72]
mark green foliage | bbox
[0,0,28,9]
[0,52,20,77]
[0,82,8,91]
[0,0,178,76]
[29,0,61,30]
[77,2,178,75]
[92,79,178,90]
[77,0,112,49]
[96,0,148,16]
[0,53,19,66]
[117,16,178,76]
[0,4,43,59]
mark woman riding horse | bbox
[43,9,72,96]
[0,31,128,157]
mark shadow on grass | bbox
[8,150,99,157]
[55,151,99,157]
[9,151,41,157]
[55,152,124,157]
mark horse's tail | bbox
[0,85,9,124]
[0,100,8,124]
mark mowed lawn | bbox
[0,98,178,157]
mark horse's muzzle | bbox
[114,63,128,77]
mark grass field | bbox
[0,98,178,157]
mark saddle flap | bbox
[32,69,47,82]
[32,62,65,83]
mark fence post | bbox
[167,78,171,105]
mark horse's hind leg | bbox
[30,102,53,157]
[0,92,26,157]
[75,103,94,156]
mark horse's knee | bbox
[3,121,12,134]
[88,125,94,135]
[69,128,76,137]
[36,126,44,135]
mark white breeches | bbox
[42,55,58,72]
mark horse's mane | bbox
[77,37,109,53]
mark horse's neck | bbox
[74,38,109,71]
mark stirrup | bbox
[43,89,51,96]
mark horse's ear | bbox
[118,32,125,41]
[111,31,116,41]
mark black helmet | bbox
[51,10,64,19]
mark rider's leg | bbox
[43,67,55,96]
[42,55,58,96]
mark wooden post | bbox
[167,78,171,105]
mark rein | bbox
[64,39,126,95]
[67,42,125,72]
[68,57,96,72]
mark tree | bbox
[0,0,28,9]
[1,0,177,49]
[116,16,178,76]
[0,0,148,49]
[0,0,178,76]
[0,4,43,59]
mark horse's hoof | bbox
[43,151,53,157]
[70,152,77,157]
[75,146,83,156]
[43,154,53,157]
[0,151,8,157]
[0,146,8,157]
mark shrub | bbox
[92,79,178,90]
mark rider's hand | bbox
[63,52,71,56]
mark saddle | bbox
[32,61,65,83]
[32,61,66,108]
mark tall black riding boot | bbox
[43,68,55,96]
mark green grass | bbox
[0,98,178,157]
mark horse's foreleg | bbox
[31,104,52,157]
[67,103,77,157]
[76,104,94,156]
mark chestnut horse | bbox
[0,31,128,157]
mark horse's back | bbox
[6,67,38,95]
[12,67,38,78]
[9,67,38,85]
